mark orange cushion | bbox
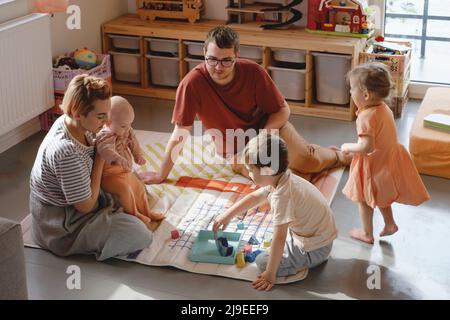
[409,87,450,179]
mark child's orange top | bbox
[343,103,430,208]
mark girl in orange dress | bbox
[341,62,430,244]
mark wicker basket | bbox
[40,53,112,131]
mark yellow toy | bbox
[74,48,97,70]
[262,239,271,249]
[235,251,246,268]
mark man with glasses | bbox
[142,26,351,184]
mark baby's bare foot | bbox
[148,212,165,221]
[380,224,398,237]
[350,228,374,244]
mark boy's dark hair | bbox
[244,133,289,176]
[204,26,240,54]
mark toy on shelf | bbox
[226,0,303,30]
[136,0,204,23]
[306,0,375,38]
[73,48,97,70]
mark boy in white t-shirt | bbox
[213,133,338,291]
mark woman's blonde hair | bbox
[347,62,392,99]
[60,74,111,117]
[244,133,289,176]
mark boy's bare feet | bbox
[350,228,374,244]
[379,224,398,237]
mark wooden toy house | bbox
[307,0,374,37]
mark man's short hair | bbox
[204,26,240,54]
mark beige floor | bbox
[1,97,449,299]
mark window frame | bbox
[384,0,450,58]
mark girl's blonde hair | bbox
[347,62,392,99]
[244,133,289,176]
[60,74,111,118]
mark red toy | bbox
[307,0,374,37]
[171,229,180,240]
[244,244,253,254]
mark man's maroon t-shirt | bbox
[171,59,286,156]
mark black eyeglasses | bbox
[205,56,236,68]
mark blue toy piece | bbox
[190,230,242,265]
[244,249,263,263]
[236,221,245,230]
[248,235,260,245]
[245,252,256,263]
[253,249,263,257]
[215,235,233,257]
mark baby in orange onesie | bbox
[96,96,164,227]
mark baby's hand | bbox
[135,155,146,166]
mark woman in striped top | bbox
[30,75,152,260]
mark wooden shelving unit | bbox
[102,14,368,121]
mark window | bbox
[384,0,450,84]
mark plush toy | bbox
[54,56,79,70]
[74,48,97,70]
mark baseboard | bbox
[409,82,450,100]
[0,118,41,154]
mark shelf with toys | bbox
[102,14,368,121]
[136,0,204,23]
[360,37,412,117]
[226,0,303,29]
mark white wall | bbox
[50,0,128,57]
[0,0,30,23]
[0,0,128,152]
[0,0,128,57]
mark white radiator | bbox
[0,13,53,139]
